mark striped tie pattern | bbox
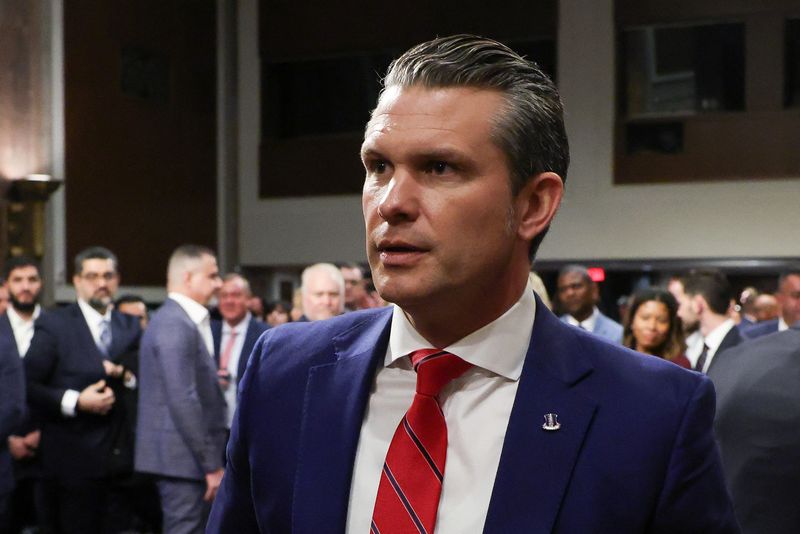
[371,349,472,534]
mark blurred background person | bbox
[212,273,269,432]
[668,275,705,369]
[557,264,622,343]
[264,300,291,327]
[736,286,759,330]
[115,294,149,330]
[290,288,304,322]
[743,270,800,339]
[299,263,344,321]
[753,293,779,323]
[623,288,690,368]
[0,284,9,315]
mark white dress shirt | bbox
[564,306,599,332]
[684,330,704,368]
[700,319,736,373]
[6,304,41,357]
[169,292,215,358]
[778,317,790,332]
[61,300,114,417]
[346,289,535,533]
[220,313,251,428]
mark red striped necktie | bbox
[371,349,472,534]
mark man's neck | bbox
[225,313,249,328]
[571,306,595,323]
[10,305,35,322]
[700,313,727,337]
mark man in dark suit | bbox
[1,256,45,532]
[679,269,742,374]
[211,274,269,433]
[24,247,141,533]
[0,302,25,531]
[710,323,800,533]
[135,245,226,534]
[208,35,737,533]
[743,270,800,339]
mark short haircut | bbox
[167,244,215,286]
[379,34,569,261]
[74,246,117,276]
[222,272,252,295]
[557,264,593,284]
[682,269,732,316]
[301,263,345,296]
[115,294,145,307]
[3,255,40,280]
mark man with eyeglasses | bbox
[24,246,141,533]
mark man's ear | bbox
[513,171,564,242]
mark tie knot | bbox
[409,349,472,397]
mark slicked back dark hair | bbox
[378,34,569,262]
[74,246,118,276]
[683,269,732,316]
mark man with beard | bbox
[668,275,705,368]
[25,247,141,533]
[1,256,44,532]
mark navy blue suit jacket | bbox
[741,319,779,340]
[24,303,141,479]
[0,316,25,495]
[211,316,270,386]
[208,296,738,533]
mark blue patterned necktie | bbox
[98,319,112,355]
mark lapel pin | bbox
[542,413,561,431]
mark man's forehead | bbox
[82,258,115,272]
[10,265,40,278]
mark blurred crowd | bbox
[1,247,798,533]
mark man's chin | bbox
[89,297,112,312]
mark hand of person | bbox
[8,435,33,460]
[103,360,124,378]
[22,429,40,449]
[77,379,115,415]
[204,468,225,502]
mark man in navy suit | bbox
[24,247,141,533]
[208,35,737,533]
[136,245,227,534]
[743,270,800,339]
[0,298,25,531]
[211,273,269,431]
[1,256,45,532]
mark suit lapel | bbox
[0,314,20,359]
[69,304,105,365]
[292,309,393,534]
[484,301,598,533]
[237,320,261,380]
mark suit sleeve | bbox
[157,319,222,474]
[24,318,70,415]
[207,333,267,533]
[0,347,25,440]
[649,375,740,533]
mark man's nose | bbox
[377,169,420,224]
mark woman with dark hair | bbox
[623,287,691,368]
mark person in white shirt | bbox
[208,35,737,533]
[680,269,743,374]
[211,274,269,430]
[668,275,705,367]
[557,264,623,344]
[1,256,43,532]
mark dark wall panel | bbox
[65,0,216,285]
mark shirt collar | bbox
[564,306,598,332]
[704,318,735,354]
[6,304,41,329]
[223,312,251,334]
[387,288,536,381]
[168,292,210,325]
[778,316,790,331]
[78,298,111,324]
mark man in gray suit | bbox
[135,244,226,534]
[710,323,800,533]
[557,264,623,343]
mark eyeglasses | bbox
[80,272,117,282]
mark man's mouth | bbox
[376,240,428,266]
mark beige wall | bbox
[238,0,800,267]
